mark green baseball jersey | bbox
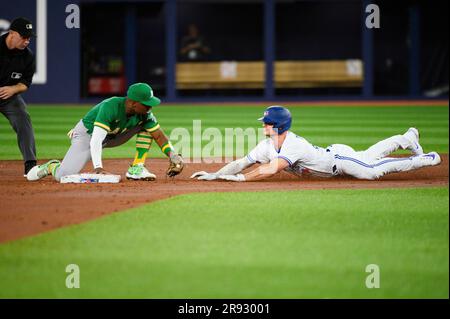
[82,97,160,135]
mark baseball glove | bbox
[167,153,184,177]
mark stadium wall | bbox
[0,0,448,103]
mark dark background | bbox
[0,0,447,102]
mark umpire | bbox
[0,17,37,176]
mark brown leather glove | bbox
[167,153,184,177]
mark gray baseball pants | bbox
[0,95,36,162]
[54,120,143,181]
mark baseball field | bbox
[0,102,448,298]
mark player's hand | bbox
[218,174,246,182]
[167,153,184,177]
[190,171,218,181]
[0,86,17,99]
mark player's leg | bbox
[102,127,156,181]
[126,131,156,181]
[47,122,147,181]
[0,96,37,175]
[27,120,91,182]
[359,128,423,160]
[334,152,440,180]
[131,131,153,166]
[54,121,93,181]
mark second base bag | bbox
[60,173,121,184]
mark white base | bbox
[60,173,121,184]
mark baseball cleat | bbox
[418,152,441,166]
[26,159,60,181]
[403,127,424,155]
[126,164,156,181]
[24,160,37,177]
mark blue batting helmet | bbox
[258,106,292,134]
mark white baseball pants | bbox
[329,134,429,180]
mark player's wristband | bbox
[160,142,175,156]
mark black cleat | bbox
[24,160,37,177]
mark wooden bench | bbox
[176,60,363,89]
[176,62,264,89]
[275,60,363,88]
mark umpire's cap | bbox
[10,17,36,38]
[127,83,161,107]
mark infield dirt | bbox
[0,155,448,243]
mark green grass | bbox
[0,104,448,160]
[0,187,448,298]
[1,104,448,298]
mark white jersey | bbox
[246,131,335,177]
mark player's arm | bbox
[190,157,254,181]
[243,158,290,181]
[191,141,267,181]
[150,127,176,157]
[89,102,119,173]
[220,158,289,182]
[150,127,184,176]
[90,126,108,173]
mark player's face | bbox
[10,31,31,50]
[133,102,152,115]
[263,123,277,137]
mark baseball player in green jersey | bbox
[26,83,184,182]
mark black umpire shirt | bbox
[0,33,35,103]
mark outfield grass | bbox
[1,104,448,299]
[0,104,448,160]
[0,187,448,298]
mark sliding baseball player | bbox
[191,106,441,182]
